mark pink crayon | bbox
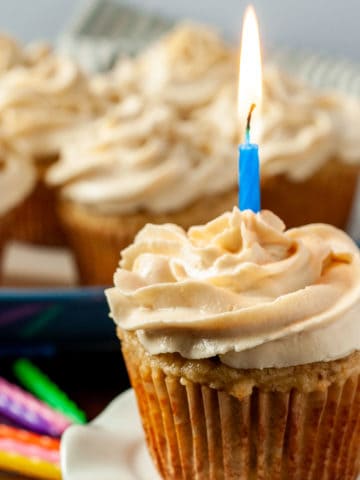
[0,377,71,436]
[0,438,60,464]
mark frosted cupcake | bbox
[106,207,360,480]
[91,22,236,113]
[199,65,360,228]
[47,95,237,285]
[0,51,101,245]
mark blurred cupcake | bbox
[0,51,101,245]
[0,140,36,273]
[47,95,237,285]
[200,65,360,228]
[106,208,360,480]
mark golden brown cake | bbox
[106,208,360,480]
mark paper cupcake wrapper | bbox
[123,347,360,480]
[262,159,359,229]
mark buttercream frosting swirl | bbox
[46,95,236,213]
[106,208,360,369]
[194,64,360,181]
[0,53,100,159]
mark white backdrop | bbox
[0,0,360,61]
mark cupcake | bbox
[0,139,36,274]
[47,95,237,285]
[106,207,360,480]
[0,51,101,245]
[198,65,360,228]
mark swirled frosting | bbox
[0,53,100,159]
[106,208,360,369]
[46,95,237,213]
[0,141,36,215]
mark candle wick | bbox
[245,103,256,144]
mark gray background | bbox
[1,0,360,61]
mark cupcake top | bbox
[0,52,100,160]
[106,208,360,369]
[46,95,236,214]
[0,140,36,215]
[0,34,26,74]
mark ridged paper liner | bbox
[58,188,237,286]
[123,347,360,480]
[261,159,358,229]
[10,161,66,247]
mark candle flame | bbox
[238,5,262,135]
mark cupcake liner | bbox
[10,161,66,247]
[58,188,237,285]
[122,337,360,480]
[261,159,358,229]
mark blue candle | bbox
[238,103,260,212]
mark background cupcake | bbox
[107,208,360,479]
[0,50,102,245]
[0,139,36,276]
[47,94,238,285]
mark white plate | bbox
[60,389,160,480]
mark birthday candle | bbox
[0,450,60,480]
[0,377,71,436]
